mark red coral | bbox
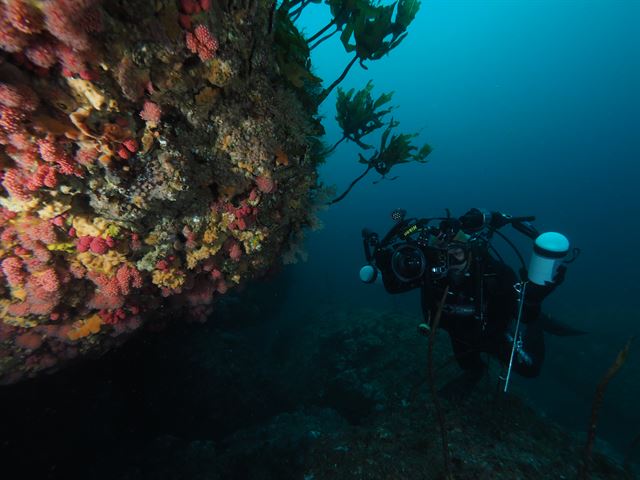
[122,138,138,153]
[76,235,92,252]
[178,14,192,31]
[89,236,109,254]
[116,145,130,159]
[155,260,169,271]
[79,68,99,81]
[140,100,161,123]
[180,0,200,14]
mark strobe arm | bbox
[362,228,379,263]
[508,217,538,239]
[489,212,539,239]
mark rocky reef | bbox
[0,292,632,479]
[0,0,324,384]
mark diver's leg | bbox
[450,334,485,375]
[439,334,486,400]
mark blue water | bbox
[290,0,639,457]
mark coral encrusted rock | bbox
[0,0,324,384]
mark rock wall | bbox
[0,0,323,384]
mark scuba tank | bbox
[527,232,570,285]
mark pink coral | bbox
[75,144,98,166]
[11,275,62,316]
[256,175,276,194]
[186,24,218,61]
[99,308,127,325]
[0,83,39,111]
[0,105,27,134]
[26,164,58,191]
[15,333,43,351]
[57,44,88,75]
[35,267,60,293]
[43,0,92,50]
[2,257,26,287]
[2,168,30,200]
[7,0,44,34]
[115,264,143,295]
[0,6,30,53]
[9,132,34,151]
[25,39,58,68]
[228,242,242,261]
[38,136,82,176]
[27,220,57,245]
[87,272,124,309]
[38,137,67,163]
[140,101,161,123]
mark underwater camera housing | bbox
[361,208,565,293]
[361,214,456,294]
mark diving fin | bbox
[540,312,587,336]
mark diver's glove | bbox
[526,265,566,302]
[522,265,567,321]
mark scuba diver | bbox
[359,208,582,393]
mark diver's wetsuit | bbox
[421,252,545,378]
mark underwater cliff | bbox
[0,0,324,384]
